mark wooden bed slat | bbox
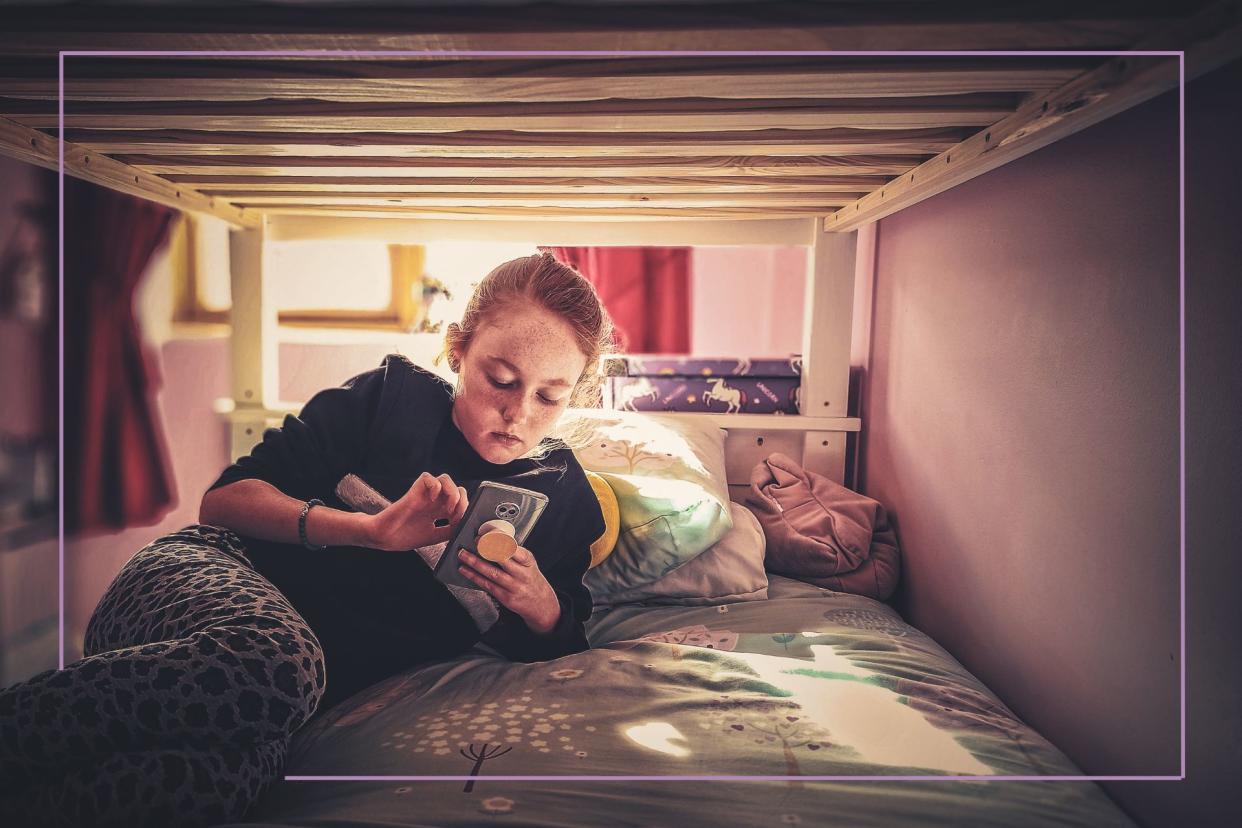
[266,215,816,246]
[7,93,1023,133]
[172,175,889,194]
[121,156,926,179]
[62,127,970,158]
[9,58,1092,102]
[241,205,845,219]
[210,192,867,208]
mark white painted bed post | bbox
[800,217,857,482]
[227,219,279,460]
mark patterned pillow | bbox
[554,409,734,597]
[591,502,768,607]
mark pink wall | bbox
[691,246,804,356]
[862,85,1179,777]
[854,61,1240,823]
[279,342,404,402]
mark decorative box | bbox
[599,354,801,378]
[602,354,802,415]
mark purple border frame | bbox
[57,49,1187,784]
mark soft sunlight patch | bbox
[708,645,992,775]
[423,240,541,324]
[628,475,710,505]
[624,721,692,758]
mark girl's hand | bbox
[456,546,561,634]
[366,472,468,552]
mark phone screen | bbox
[433,480,548,590]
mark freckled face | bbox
[450,301,588,464]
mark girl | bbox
[0,251,615,827]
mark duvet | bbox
[226,576,1134,827]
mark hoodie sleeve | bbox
[207,363,389,503]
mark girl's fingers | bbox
[451,486,468,522]
[437,474,459,513]
[459,550,516,587]
[460,564,512,595]
[418,472,441,500]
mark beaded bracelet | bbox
[299,498,326,550]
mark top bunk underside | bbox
[0,1,1238,232]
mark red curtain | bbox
[540,247,690,353]
[64,179,176,535]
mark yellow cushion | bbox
[585,471,620,568]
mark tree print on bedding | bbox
[387,690,591,790]
[577,435,677,474]
[771,633,796,652]
[459,743,512,792]
[700,694,838,788]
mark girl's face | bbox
[450,300,588,465]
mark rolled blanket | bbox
[416,540,501,633]
[744,452,901,601]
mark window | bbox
[172,219,540,337]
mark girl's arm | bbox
[200,478,373,548]
[201,472,470,552]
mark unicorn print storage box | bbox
[601,355,802,415]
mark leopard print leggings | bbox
[0,525,325,827]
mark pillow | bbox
[590,501,768,607]
[584,470,620,568]
[744,452,901,600]
[554,408,734,596]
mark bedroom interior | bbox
[0,1,1239,825]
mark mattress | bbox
[224,575,1135,827]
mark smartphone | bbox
[433,480,549,590]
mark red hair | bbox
[436,251,617,409]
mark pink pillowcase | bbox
[744,452,901,600]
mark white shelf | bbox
[643,411,860,432]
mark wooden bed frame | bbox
[1,0,1237,494]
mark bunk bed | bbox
[3,2,1237,825]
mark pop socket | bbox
[476,519,517,561]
